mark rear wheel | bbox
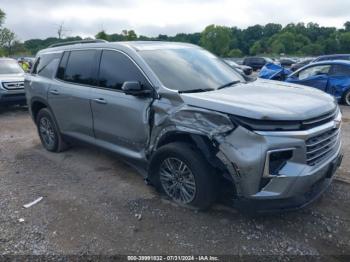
[150,142,217,210]
[343,90,350,106]
[36,108,68,152]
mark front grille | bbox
[306,128,340,166]
[2,81,24,90]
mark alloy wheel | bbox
[159,157,196,204]
[39,117,56,148]
[346,92,350,106]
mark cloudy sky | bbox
[1,0,350,40]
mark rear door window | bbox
[61,50,98,86]
[98,50,149,90]
[251,58,264,64]
[330,64,350,76]
[56,51,69,80]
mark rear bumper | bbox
[235,153,343,213]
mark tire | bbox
[36,108,68,152]
[149,142,217,210]
[343,90,350,106]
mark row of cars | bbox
[223,54,350,106]
[230,54,350,72]
[258,55,350,106]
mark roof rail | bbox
[48,39,108,48]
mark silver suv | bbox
[25,40,343,211]
[0,58,25,106]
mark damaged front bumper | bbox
[216,111,342,212]
[235,151,342,213]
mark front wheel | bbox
[149,142,217,210]
[343,90,350,106]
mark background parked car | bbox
[223,58,253,75]
[279,57,297,68]
[258,63,292,81]
[0,58,26,106]
[258,60,350,106]
[286,60,350,105]
[242,56,273,71]
[290,58,314,71]
[312,54,350,63]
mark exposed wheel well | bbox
[31,101,47,122]
[156,132,196,149]
[153,132,236,198]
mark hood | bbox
[0,73,25,82]
[180,79,337,121]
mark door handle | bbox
[49,90,59,95]
[93,98,107,104]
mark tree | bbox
[249,41,263,55]
[263,23,282,38]
[323,35,339,54]
[241,24,264,53]
[301,43,324,55]
[227,48,243,57]
[344,21,350,32]
[338,32,350,53]
[95,30,109,41]
[200,25,232,56]
[122,30,137,41]
[157,34,168,41]
[0,9,5,27]
[0,28,16,55]
[4,18,350,57]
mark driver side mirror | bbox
[121,81,152,96]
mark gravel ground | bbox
[0,105,349,257]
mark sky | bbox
[1,0,350,40]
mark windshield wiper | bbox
[217,80,241,90]
[178,88,213,93]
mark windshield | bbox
[139,47,243,92]
[0,60,23,74]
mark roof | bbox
[310,60,350,66]
[316,54,350,58]
[121,41,197,51]
[39,41,198,54]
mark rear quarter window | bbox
[32,52,62,78]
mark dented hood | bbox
[180,79,337,121]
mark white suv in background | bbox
[0,58,26,106]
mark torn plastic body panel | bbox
[146,98,272,198]
[146,99,245,192]
[259,63,292,81]
[324,76,350,101]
